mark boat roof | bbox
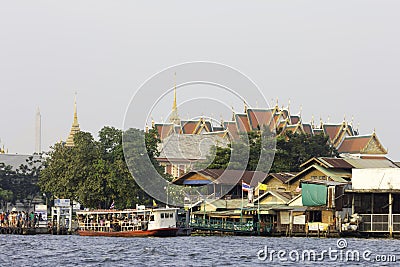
[76,207,178,215]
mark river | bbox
[1,235,399,266]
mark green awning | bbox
[302,183,327,206]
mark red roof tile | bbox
[155,123,174,139]
[235,114,251,132]
[181,120,199,134]
[323,124,342,142]
[247,108,274,131]
[337,136,371,153]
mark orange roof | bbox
[303,123,313,135]
[337,136,371,154]
[224,121,239,140]
[323,124,342,142]
[290,115,300,125]
[247,108,274,131]
[181,120,199,134]
[235,113,251,132]
[155,123,174,139]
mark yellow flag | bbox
[153,199,157,207]
[258,183,268,191]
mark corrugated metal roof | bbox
[286,164,350,184]
[344,158,398,169]
[173,169,267,187]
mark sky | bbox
[0,1,399,159]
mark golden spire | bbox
[73,92,78,125]
[169,73,180,125]
[172,72,177,111]
[65,92,81,147]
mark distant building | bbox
[0,154,42,171]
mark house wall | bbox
[265,177,288,191]
[322,210,334,225]
[260,194,286,205]
[288,169,326,192]
[352,168,400,190]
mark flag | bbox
[152,199,157,207]
[109,200,115,209]
[258,182,268,191]
[242,181,251,192]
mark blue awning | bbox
[183,180,212,185]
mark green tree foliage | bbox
[202,131,337,173]
[39,126,160,209]
[271,132,337,172]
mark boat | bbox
[76,205,179,237]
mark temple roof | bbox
[154,123,175,139]
[247,108,274,131]
[235,113,251,133]
[337,133,387,155]
[157,134,229,161]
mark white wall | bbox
[352,168,400,190]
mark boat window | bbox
[161,213,164,219]
[170,213,174,218]
[165,213,169,219]
[150,215,154,221]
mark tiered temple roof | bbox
[152,95,387,156]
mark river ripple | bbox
[0,235,399,266]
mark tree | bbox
[39,126,162,209]
[201,131,337,173]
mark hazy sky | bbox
[1,1,399,159]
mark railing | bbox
[79,221,144,231]
[189,218,273,234]
[358,214,400,232]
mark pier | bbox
[0,227,50,235]
[190,217,273,235]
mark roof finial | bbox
[320,116,323,128]
[276,97,279,108]
[231,106,235,121]
[350,116,354,126]
[220,114,224,126]
[169,73,180,124]
[244,101,248,113]
[151,117,155,127]
[311,114,315,127]
[173,72,177,111]
[73,91,78,124]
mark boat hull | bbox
[77,228,178,237]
